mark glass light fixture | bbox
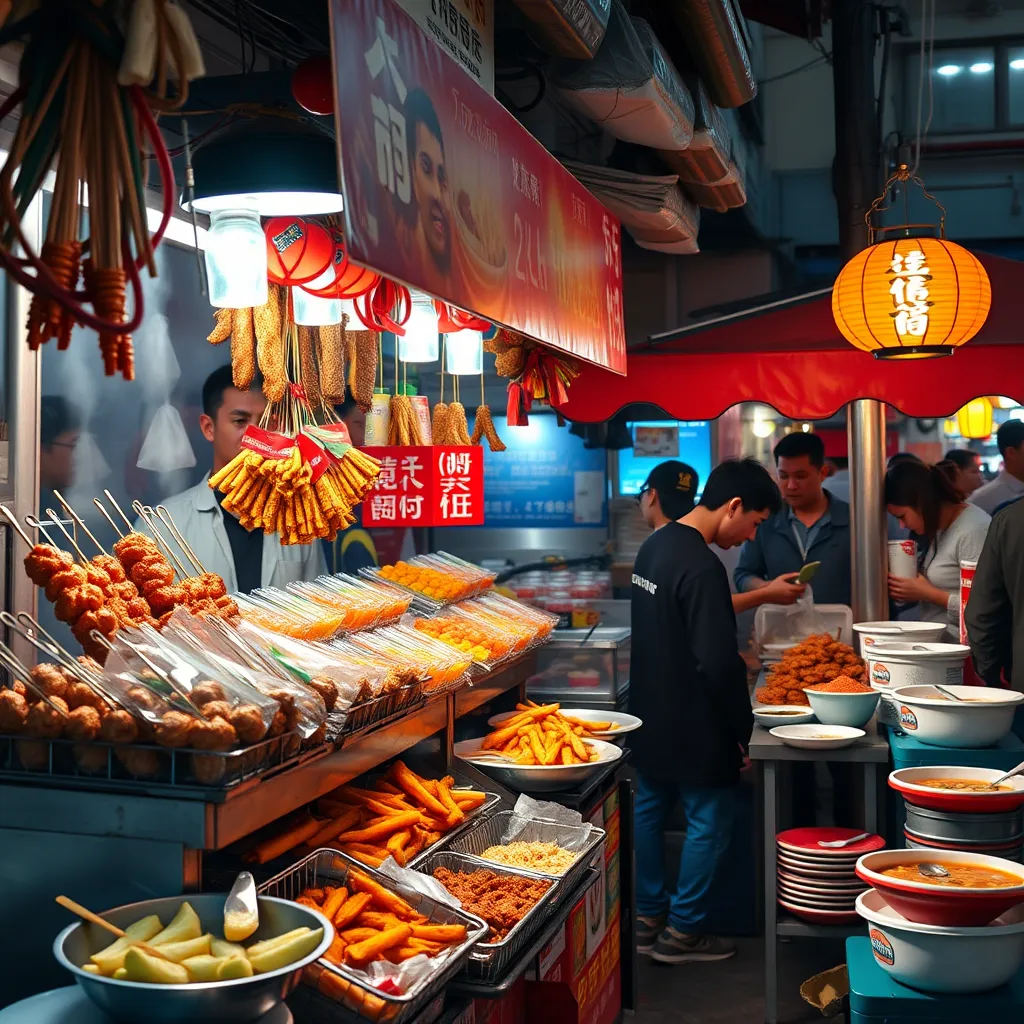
[398,293,440,362]
[936,64,962,76]
[444,330,483,375]
[750,417,775,439]
[205,208,268,308]
[339,297,359,326]
[292,265,342,326]
[969,62,994,74]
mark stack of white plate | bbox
[777,827,885,924]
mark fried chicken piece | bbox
[45,565,89,602]
[215,596,240,619]
[141,572,178,598]
[147,585,186,616]
[55,584,105,623]
[191,681,226,707]
[190,717,237,751]
[191,598,220,617]
[77,655,104,676]
[126,685,163,715]
[126,597,151,622]
[15,739,49,770]
[229,704,268,745]
[268,690,302,731]
[24,544,72,585]
[201,573,228,600]
[201,700,233,722]
[267,708,288,738]
[65,705,102,741]
[99,709,139,744]
[84,564,113,594]
[65,681,111,715]
[72,743,110,775]
[30,663,68,701]
[0,689,29,732]
[93,554,126,585]
[191,753,227,785]
[113,534,160,571]
[71,607,118,649]
[110,580,141,602]
[115,747,162,779]
[431,866,551,942]
[25,696,69,738]
[154,710,194,748]
[308,676,338,713]
[12,679,27,698]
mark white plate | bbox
[777,897,860,923]
[778,870,867,891]
[777,861,861,880]
[754,707,816,727]
[769,724,866,750]
[453,737,623,792]
[486,708,642,738]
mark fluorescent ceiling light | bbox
[936,64,962,76]
[969,62,994,74]
[1010,58,1024,71]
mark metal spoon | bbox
[918,862,951,879]
[987,758,1024,789]
[930,684,963,702]
[818,832,871,848]
[223,871,259,942]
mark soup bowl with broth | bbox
[856,850,1024,926]
[890,767,1024,814]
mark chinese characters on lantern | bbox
[364,446,484,526]
[888,248,931,341]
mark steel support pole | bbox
[833,0,888,622]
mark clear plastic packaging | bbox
[286,573,410,633]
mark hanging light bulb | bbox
[292,265,342,326]
[445,330,483,375]
[750,416,776,439]
[398,293,440,362]
[205,208,268,308]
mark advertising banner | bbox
[394,0,495,93]
[330,0,627,374]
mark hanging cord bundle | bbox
[485,328,578,426]
[0,0,201,379]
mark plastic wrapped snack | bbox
[287,574,410,633]
[235,589,348,641]
[341,626,472,694]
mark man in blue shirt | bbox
[734,432,852,606]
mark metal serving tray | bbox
[259,848,488,1024]
[444,809,606,893]
[341,683,426,737]
[413,849,558,982]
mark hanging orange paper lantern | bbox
[956,397,994,439]
[832,165,992,360]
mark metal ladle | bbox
[918,862,951,879]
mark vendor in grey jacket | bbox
[143,365,326,592]
[734,433,855,607]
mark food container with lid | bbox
[864,641,970,726]
[855,849,1024,926]
[889,684,1024,748]
[889,766,1024,813]
[852,620,947,655]
[855,888,1024,993]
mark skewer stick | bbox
[96,630,202,717]
[46,510,89,563]
[0,504,35,548]
[0,641,70,716]
[55,897,173,961]
[104,490,135,533]
[155,505,205,574]
[53,490,107,555]
[93,498,125,539]
[132,502,188,578]
[25,515,60,547]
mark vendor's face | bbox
[638,487,662,529]
[412,122,451,269]
[39,429,79,490]
[1004,442,1024,480]
[200,387,267,471]
[717,499,771,549]
[888,504,924,535]
[776,455,827,510]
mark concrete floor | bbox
[633,937,848,1024]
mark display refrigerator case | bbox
[527,626,631,710]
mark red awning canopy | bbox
[559,251,1024,423]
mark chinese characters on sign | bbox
[363,446,484,526]
[394,0,494,92]
[888,248,931,342]
[330,0,626,374]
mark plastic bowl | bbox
[890,766,1024,814]
[852,621,947,655]
[855,849,1024,926]
[805,688,880,728]
[54,894,333,1023]
[856,888,1024,993]
[890,686,1024,748]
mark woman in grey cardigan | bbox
[885,459,991,641]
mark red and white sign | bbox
[363,445,484,526]
[328,0,626,374]
[960,559,977,647]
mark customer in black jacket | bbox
[965,497,1024,691]
[631,458,781,965]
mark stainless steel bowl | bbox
[53,894,333,1024]
[904,834,1024,863]
[453,738,623,793]
[904,802,1024,844]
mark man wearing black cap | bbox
[631,459,782,965]
[637,460,805,610]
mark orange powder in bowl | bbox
[808,676,874,694]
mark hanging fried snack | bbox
[387,395,422,446]
[207,307,232,345]
[298,326,322,408]
[318,323,345,403]
[231,308,257,390]
[347,331,378,412]
[254,284,287,402]
[432,402,451,445]
[447,402,473,445]
[471,405,506,452]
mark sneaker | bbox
[636,915,665,953]
[648,928,736,964]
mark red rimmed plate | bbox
[777,885,860,907]
[778,850,862,869]
[778,870,869,893]
[777,863,861,882]
[778,828,886,857]
[856,850,1024,927]
[777,897,861,924]
[889,767,1024,814]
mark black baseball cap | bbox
[640,460,699,520]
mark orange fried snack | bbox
[755,634,866,706]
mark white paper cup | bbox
[888,539,918,579]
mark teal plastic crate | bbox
[847,936,1024,1022]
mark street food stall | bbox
[0,2,638,1023]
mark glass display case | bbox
[527,626,631,710]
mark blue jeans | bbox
[634,774,737,934]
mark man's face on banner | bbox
[412,120,451,270]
